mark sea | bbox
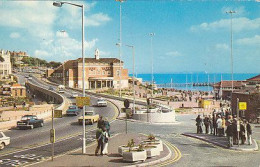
[130,73,258,92]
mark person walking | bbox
[240,120,246,145]
[196,115,203,134]
[97,116,104,129]
[225,122,233,148]
[209,115,213,134]
[246,120,252,145]
[232,119,238,145]
[102,127,109,155]
[213,114,217,136]
[95,127,104,156]
[104,118,111,137]
[216,115,222,136]
[203,115,210,134]
[221,116,226,136]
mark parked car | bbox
[66,105,80,116]
[97,98,107,107]
[71,92,78,98]
[78,111,99,125]
[0,131,10,150]
[17,115,44,129]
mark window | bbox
[117,70,120,76]
[20,89,23,96]
[108,71,111,75]
[102,71,105,75]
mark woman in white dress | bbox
[102,127,109,155]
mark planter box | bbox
[122,150,147,162]
[143,146,160,158]
[118,145,138,156]
[142,139,163,152]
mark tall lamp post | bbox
[53,1,86,154]
[226,10,236,93]
[150,33,155,101]
[116,0,124,97]
[126,45,135,114]
[60,30,66,86]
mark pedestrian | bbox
[22,101,26,108]
[240,120,246,145]
[225,122,233,148]
[102,127,109,155]
[97,116,104,129]
[104,118,111,137]
[221,116,226,136]
[216,115,222,136]
[196,115,203,134]
[232,119,238,145]
[95,127,104,156]
[13,103,17,109]
[203,115,210,134]
[209,115,213,134]
[213,114,217,136]
[246,120,252,145]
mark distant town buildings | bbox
[0,50,12,79]
[10,51,28,68]
[47,49,129,89]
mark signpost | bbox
[54,110,62,118]
[76,97,91,107]
[239,102,247,110]
[124,99,129,134]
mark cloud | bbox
[165,51,182,57]
[34,50,51,58]
[86,13,111,27]
[237,35,260,46]
[10,32,20,39]
[99,50,111,57]
[0,1,56,39]
[190,17,260,33]
[215,43,229,50]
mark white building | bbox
[0,50,12,78]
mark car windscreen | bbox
[21,116,32,120]
[98,99,104,102]
[85,112,93,115]
[69,106,77,109]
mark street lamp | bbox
[150,33,155,101]
[60,30,66,86]
[226,10,236,93]
[125,44,135,114]
[116,0,125,97]
[53,1,86,154]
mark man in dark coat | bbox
[203,115,210,134]
[95,127,104,156]
[97,116,104,129]
[226,122,233,148]
[196,115,203,134]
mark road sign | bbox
[54,110,62,118]
[50,129,55,143]
[76,97,91,107]
[239,102,247,110]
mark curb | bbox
[124,142,173,167]
[117,117,180,125]
[182,133,259,151]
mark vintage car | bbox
[66,105,80,116]
[78,111,99,125]
[97,98,107,107]
[0,131,10,150]
[71,92,79,98]
[17,115,44,129]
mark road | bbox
[0,73,118,167]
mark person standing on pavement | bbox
[225,122,233,148]
[95,127,105,156]
[102,127,109,155]
[246,120,252,145]
[203,115,210,134]
[209,115,213,134]
[216,115,223,136]
[240,120,246,145]
[104,118,111,137]
[221,116,226,136]
[213,114,217,136]
[196,115,203,134]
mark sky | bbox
[0,1,259,74]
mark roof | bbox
[77,58,122,64]
[247,74,260,81]
[11,83,25,89]
[213,81,245,88]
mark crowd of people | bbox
[95,116,111,156]
[196,113,252,148]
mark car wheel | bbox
[0,143,5,150]
[30,125,34,129]
[40,122,44,127]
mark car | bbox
[48,86,54,91]
[0,131,10,150]
[71,92,78,98]
[97,98,107,107]
[66,105,80,116]
[78,111,99,125]
[17,115,44,129]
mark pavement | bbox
[182,133,259,151]
[30,133,173,167]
